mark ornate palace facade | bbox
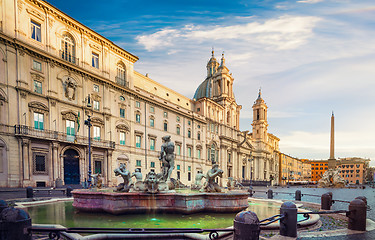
[0,0,280,187]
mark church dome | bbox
[193,78,212,100]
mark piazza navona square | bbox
[0,0,374,239]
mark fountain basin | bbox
[72,190,248,214]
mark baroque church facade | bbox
[0,0,280,187]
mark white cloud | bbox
[136,28,181,51]
[297,0,324,4]
[136,15,321,52]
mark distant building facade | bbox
[310,160,329,183]
[310,158,370,185]
[337,158,370,185]
[0,0,281,187]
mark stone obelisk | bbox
[328,112,336,169]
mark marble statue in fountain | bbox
[114,135,175,193]
[72,135,249,214]
[200,164,224,192]
[318,167,347,188]
[191,170,205,190]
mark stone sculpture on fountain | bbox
[200,164,224,192]
[114,135,177,193]
[191,170,205,190]
[114,163,132,192]
[318,167,346,188]
[74,135,249,214]
[131,168,144,191]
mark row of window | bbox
[33,111,203,149]
[33,112,101,140]
[34,112,203,158]
[31,20,128,86]
[311,163,328,166]
[341,164,361,168]
[312,167,328,170]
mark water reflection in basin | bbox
[25,199,284,229]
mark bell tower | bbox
[206,50,219,78]
[212,53,234,100]
[252,89,268,140]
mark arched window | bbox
[116,63,126,86]
[209,143,218,164]
[61,34,76,64]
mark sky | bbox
[47,0,375,166]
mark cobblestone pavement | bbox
[2,185,375,239]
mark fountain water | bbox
[72,136,249,214]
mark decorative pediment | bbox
[28,101,49,113]
[116,123,130,132]
[26,8,45,21]
[91,93,101,101]
[91,117,104,126]
[117,154,129,161]
[31,72,44,82]
[148,134,157,139]
[89,43,101,51]
[61,110,77,121]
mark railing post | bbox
[321,193,332,210]
[295,190,301,201]
[234,210,260,240]
[355,196,367,205]
[66,186,73,197]
[267,189,273,199]
[0,207,32,240]
[347,198,367,231]
[26,187,33,198]
[280,201,297,237]
[248,186,253,197]
[0,200,7,213]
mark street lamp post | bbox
[248,157,254,186]
[85,95,92,188]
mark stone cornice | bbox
[25,0,138,63]
[0,33,209,127]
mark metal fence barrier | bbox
[1,189,369,240]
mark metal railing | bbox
[20,194,370,239]
[59,50,79,65]
[259,214,285,226]
[241,180,271,186]
[14,125,115,149]
[28,227,234,240]
[116,77,129,88]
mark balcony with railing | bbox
[14,125,115,149]
[59,50,79,65]
[116,77,129,88]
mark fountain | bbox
[72,136,249,214]
[318,167,347,188]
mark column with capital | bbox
[21,138,31,186]
[107,150,113,186]
[52,142,59,181]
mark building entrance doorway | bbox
[63,149,80,185]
